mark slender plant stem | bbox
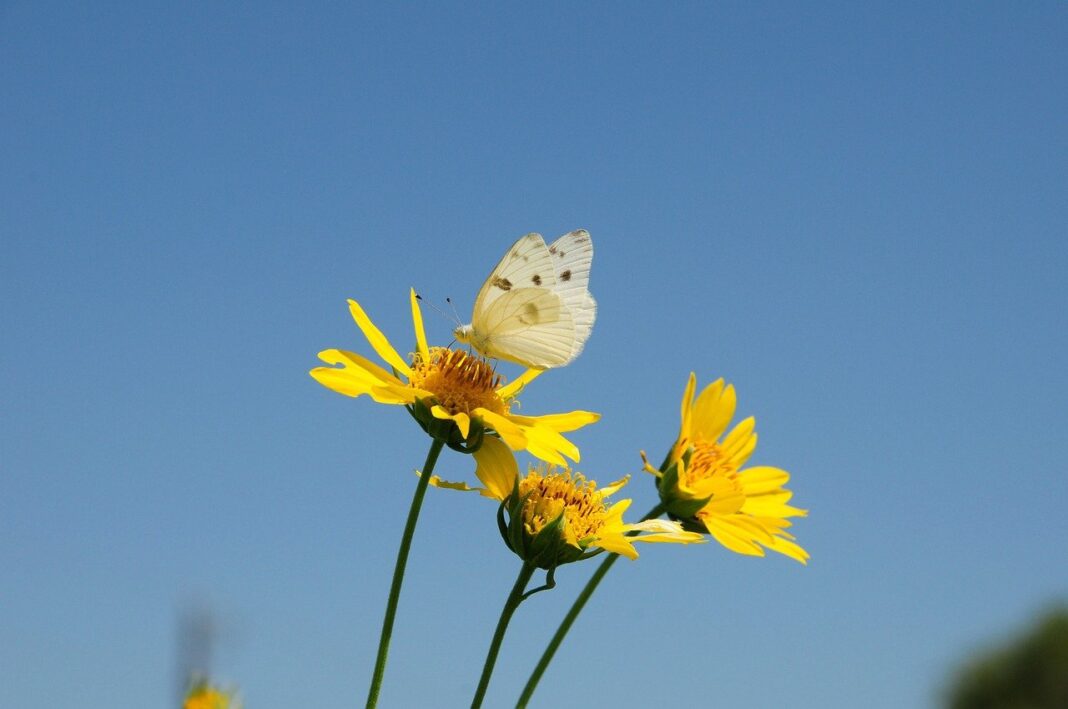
[516,502,667,708]
[471,561,537,708]
[366,438,445,708]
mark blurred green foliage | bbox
[946,606,1068,709]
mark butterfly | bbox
[454,230,596,369]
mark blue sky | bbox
[2,2,1066,707]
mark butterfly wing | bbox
[472,233,557,324]
[547,230,597,359]
[475,287,576,368]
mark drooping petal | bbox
[430,405,471,439]
[472,436,519,501]
[475,408,528,451]
[424,474,481,493]
[521,424,580,464]
[409,288,430,361]
[347,299,412,378]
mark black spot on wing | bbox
[560,269,571,282]
[532,274,542,286]
[492,276,513,291]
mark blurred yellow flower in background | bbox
[310,290,598,464]
[183,683,236,709]
[646,373,808,564]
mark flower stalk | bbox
[516,501,666,707]
[366,438,445,708]
[471,561,538,709]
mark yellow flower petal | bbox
[692,379,735,442]
[679,372,697,439]
[508,410,601,433]
[472,436,518,501]
[424,474,481,492]
[522,424,579,464]
[737,466,791,494]
[409,288,430,361]
[311,349,408,400]
[496,367,542,399]
[475,408,528,451]
[347,298,412,378]
[721,417,757,463]
[598,475,630,498]
[430,405,471,439]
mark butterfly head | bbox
[453,323,474,345]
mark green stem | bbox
[471,561,537,709]
[516,502,666,708]
[366,438,445,708]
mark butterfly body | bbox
[454,230,596,369]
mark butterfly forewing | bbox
[472,233,556,323]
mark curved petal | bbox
[475,408,528,451]
[721,417,757,465]
[409,288,430,361]
[496,368,542,399]
[593,532,640,559]
[472,436,519,501]
[521,424,579,464]
[430,405,471,439]
[347,299,412,378]
[597,475,631,498]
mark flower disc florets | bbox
[500,467,608,569]
[408,347,508,417]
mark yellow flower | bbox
[310,290,599,465]
[183,684,234,709]
[644,373,809,564]
[469,437,703,567]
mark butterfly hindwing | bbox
[547,230,596,359]
[477,287,575,368]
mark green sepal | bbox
[665,493,713,521]
[406,397,485,453]
[527,511,567,567]
[659,459,680,493]
[506,492,530,559]
[496,502,514,553]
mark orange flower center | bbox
[519,468,607,546]
[407,346,508,416]
[681,439,738,487]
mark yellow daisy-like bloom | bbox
[310,290,599,465]
[645,373,809,564]
[470,437,703,566]
[183,684,234,709]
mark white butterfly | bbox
[454,230,597,369]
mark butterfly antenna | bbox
[445,297,463,328]
[416,292,453,323]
